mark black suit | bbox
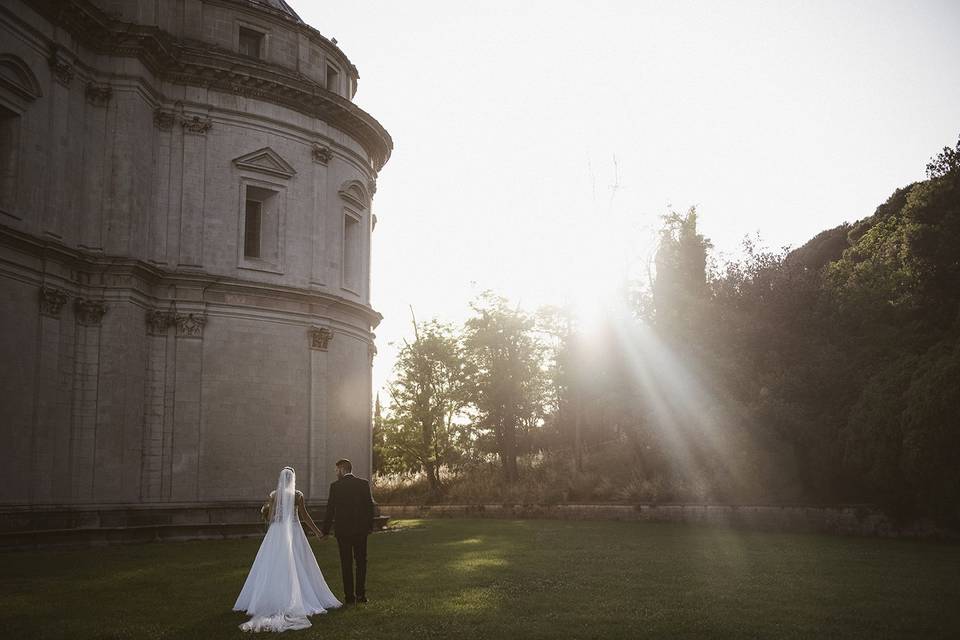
[321,474,375,601]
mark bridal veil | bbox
[234,466,341,632]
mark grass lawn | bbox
[1,519,959,639]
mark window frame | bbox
[235,22,268,60]
[325,64,340,94]
[0,104,21,219]
[341,208,362,294]
[237,178,286,274]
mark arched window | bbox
[337,180,371,295]
[0,54,41,218]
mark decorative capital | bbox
[75,298,108,326]
[39,286,69,317]
[48,50,73,87]
[309,326,333,351]
[146,310,177,336]
[85,82,112,106]
[180,115,212,135]
[312,144,332,165]
[154,109,176,131]
[175,313,207,338]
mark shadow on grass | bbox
[2,519,960,639]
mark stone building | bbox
[0,0,391,536]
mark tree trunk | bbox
[502,414,519,483]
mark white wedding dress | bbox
[234,467,341,632]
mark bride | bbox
[234,466,341,632]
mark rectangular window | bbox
[0,105,19,214]
[239,27,264,58]
[243,199,262,258]
[240,184,282,272]
[343,212,360,292]
[326,65,339,93]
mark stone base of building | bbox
[0,502,389,550]
[0,502,269,550]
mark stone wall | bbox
[0,0,389,511]
[377,504,958,540]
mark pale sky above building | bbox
[294,0,960,396]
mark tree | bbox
[384,317,469,494]
[653,207,712,338]
[463,292,547,482]
[926,134,960,179]
[372,394,386,474]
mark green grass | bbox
[1,519,959,639]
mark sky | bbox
[293,0,960,396]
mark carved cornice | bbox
[145,310,176,335]
[39,286,69,317]
[175,313,207,338]
[312,144,332,165]
[309,326,333,351]
[0,224,384,330]
[85,82,112,106]
[75,298,107,326]
[28,0,392,171]
[153,108,176,130]
[180,115,212,135]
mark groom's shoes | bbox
[357,596,368,604]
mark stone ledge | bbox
[376,504,958,541]
[0,503,390,549]
[0,502,327,533]
[0,522,266,550]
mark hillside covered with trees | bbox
[374,137,960,526]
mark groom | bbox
[320,458,375,604]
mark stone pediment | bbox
[0,54,42,104]
[233,147,296,179]
[337,179,371,209]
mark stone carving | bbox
[180,115,212,135]
[367,177,377,196]
[309,326,333,351]
[48,50,73,87]
[75,298,108,326]
[39,286,69,317]
[26,0,392,170]
[146,310,177,336]
[85,82,112,106]
[312,144,332,165]
[175,313,207,338]
[233,147,296,179]
[153,109,176,130]
[368,341,377,363]
[337,180,370,209]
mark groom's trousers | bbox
[336,533,368,601]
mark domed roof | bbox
[244,0,303,23]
